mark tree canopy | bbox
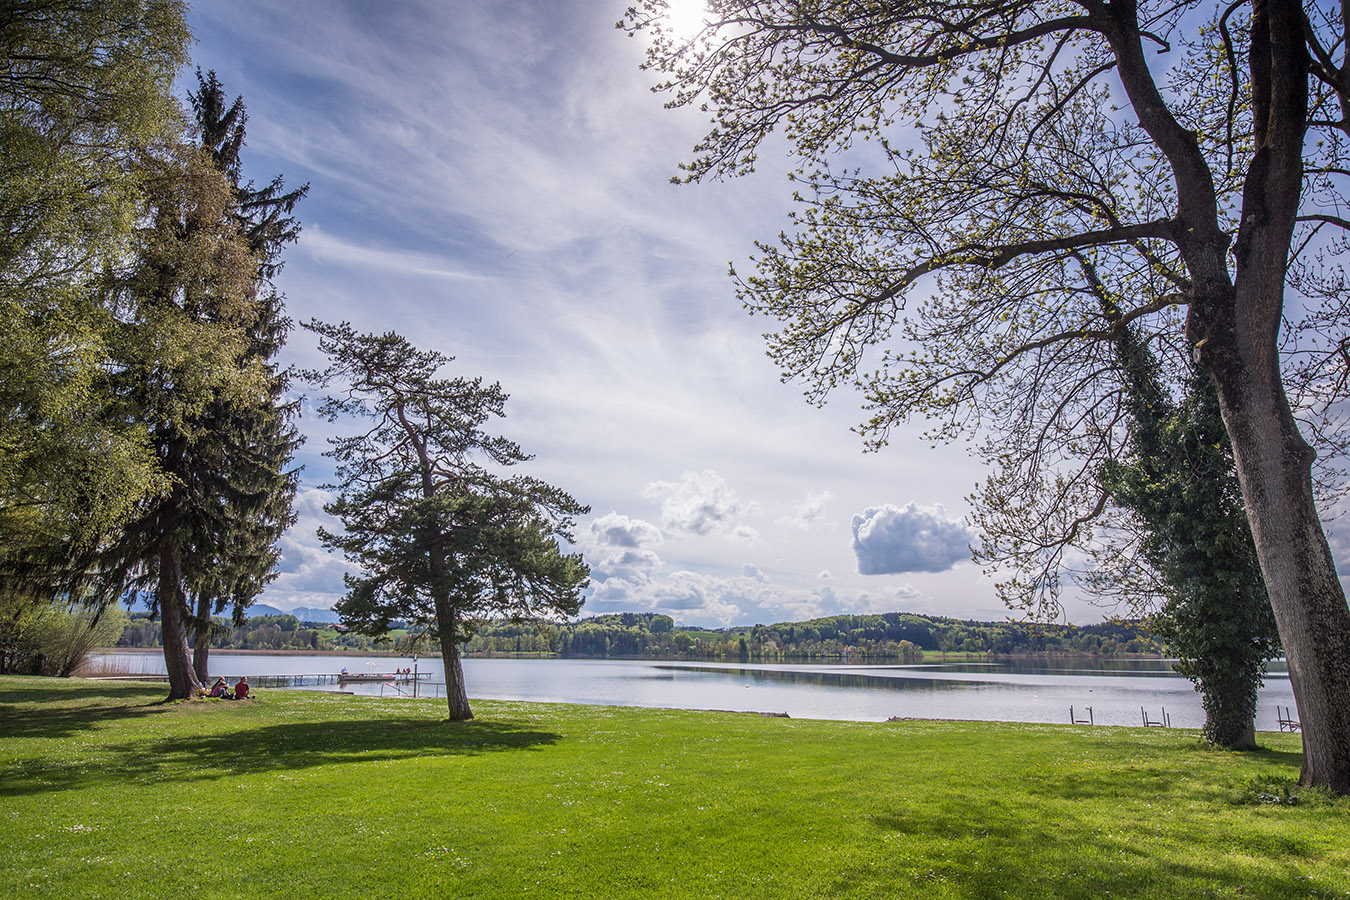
[626,0,1350,790]
[0,0,190,557]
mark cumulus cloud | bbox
[644,469,759,539]
[257,487,350,608]
[588,511,663,549]
[582,511,664,580]
[779,490,834,530]
[850,503,975,575]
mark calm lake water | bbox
[88,651,1300,731]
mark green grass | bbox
[1,677,1346,899]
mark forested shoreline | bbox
[113,611,1163,661]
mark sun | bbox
[662,0,711,41]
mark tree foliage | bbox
[1097,350,1278,748]
[307,322,590,720]
[0,592,128,676]
[626,0,1350,789]
[0,0,190,555]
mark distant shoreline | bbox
[97,646,1173,662]
[95,647,402,658]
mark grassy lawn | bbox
[1,677,1346,899]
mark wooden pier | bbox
[88,671,436,694]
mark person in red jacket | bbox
[233,676,250,700]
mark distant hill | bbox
[464,610,1163,659]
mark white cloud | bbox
[582,512,665,581]
[779,490,834,530]
[588,511,663,549]
[580,565,849,626]
[851,503,975,575]
[266,488,348,605]
[644,469,759,538]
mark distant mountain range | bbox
[124,597,342,625]
[247,603,341,624]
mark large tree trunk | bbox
[1204,312,1350,781]
[192,592,212,683]
[1209,354,1350,790]
[159,541,203,701]
[1165,0,1350,791]
[438,629,473,721]
[1199,0,1350,792]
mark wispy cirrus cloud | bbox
[302,227,491,281]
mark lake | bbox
[87,650,1301,731]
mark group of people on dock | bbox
[206,676,250,700]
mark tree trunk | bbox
[192,592,212,683]
[1195,196,1350,789]
[1187,0,1350,792]
[1200,666,1261,751]
[159,541,203,701]
[439,630,474,721]
[1206,354,1350,789]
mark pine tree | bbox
[307,322,590,721]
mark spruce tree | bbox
[183,71,306,681]
[80,141,264,699]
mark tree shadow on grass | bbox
[0,714,561,797]
[0,679,173,741]
[0,680,165,706]
[0,699,167,740]
[850,760,1343,900]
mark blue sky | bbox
[184,1,1350,627]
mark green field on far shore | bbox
[1,677,1346,899]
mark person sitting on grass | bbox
[233,676,250,700]
[209,677,228,698]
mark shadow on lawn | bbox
[0,680,165,706]
[0,679,171,741]
[0,698,167,740]
[855,760,1339,900]
[1,714,562,797]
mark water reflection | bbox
[660,664,999,691]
